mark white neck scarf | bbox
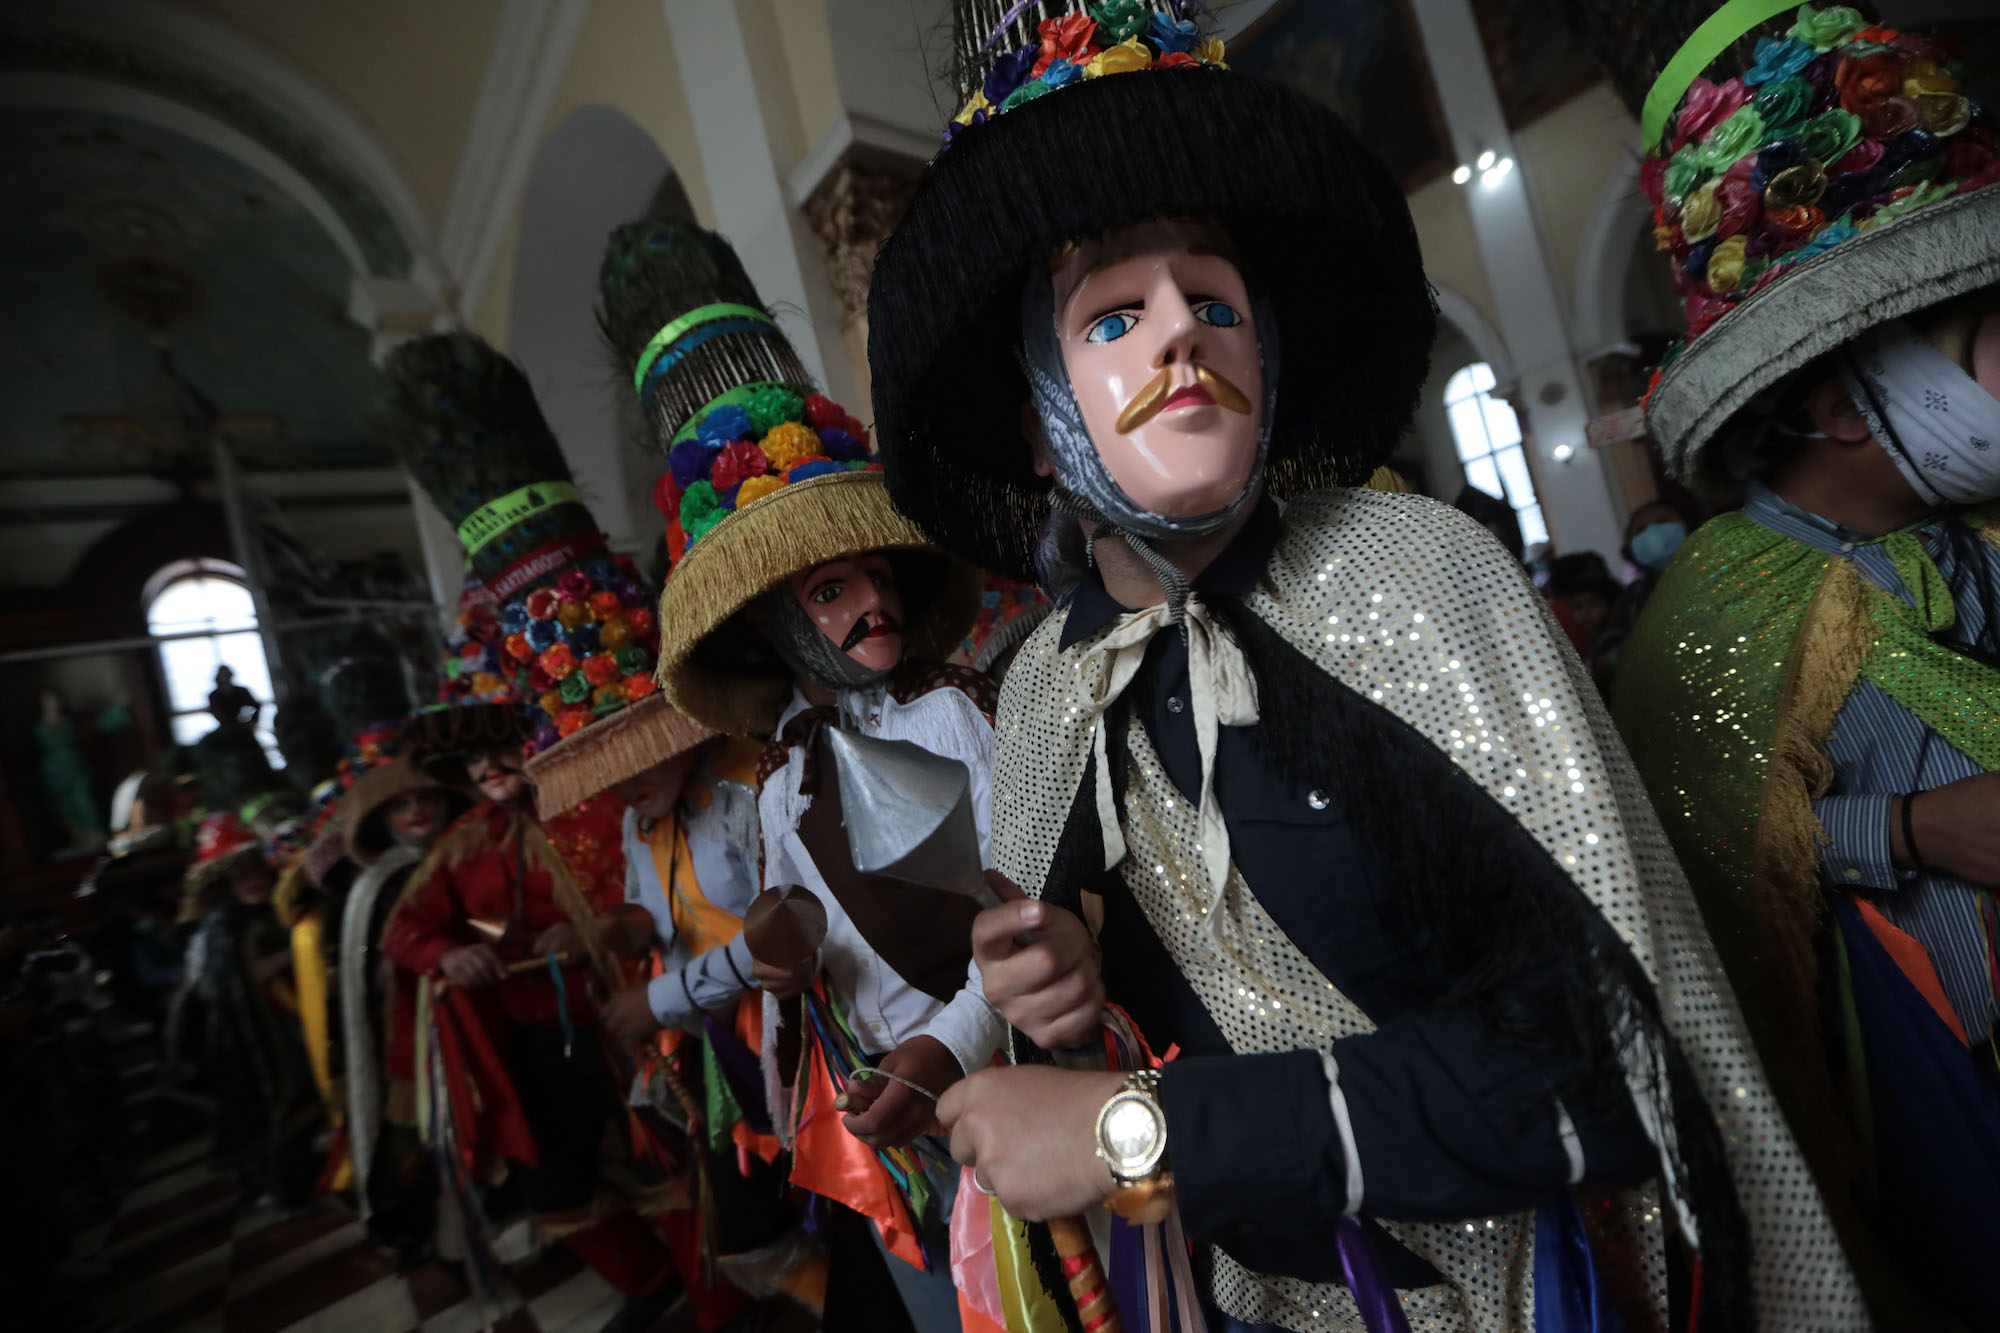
[1075,594,1258,935]
[1838,317,2000,507]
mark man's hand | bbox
[842,1034,964,1151]
[1903,775,2000,886]
[974,890,1105,1050]
[601,985,663,1043]
[439,943,507,988]
[938,1066,1126,1221]
[531,920,586,959]
[751,955,816,1001]
[600,905,656,958]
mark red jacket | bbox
[383,798,626,1027]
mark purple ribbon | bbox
[1336,1215,1413,1333]
[979,0,1041,54]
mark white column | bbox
[1409,0,1625,561]
[662,0,862,411]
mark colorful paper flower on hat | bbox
[664,389,881,559]
[1090,0,1149,44]
[1675,78,1749,149]
[1031,14,1099,76]
[1645,4,1996,358]
[948,2,1229,142]
[1790,5,1867,51]
[1744,37,1815,88]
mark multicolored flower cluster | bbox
[1644,4,1996,367]
[492,558,660,751]
[948,2,1228,141]
[655,388,880,559]
[436,576,520,709]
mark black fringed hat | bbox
[867,0,1437,579]
[1557,0,2000,493]
[598,219,982,738]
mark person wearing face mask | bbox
[329,747,466,1256]
[602,218,995,1331]
[866,4,1865,1330]
[378,334,741,1333]
[177,812,322,1205]
[1585,500,1696,691]
[1575,5,2000,1323]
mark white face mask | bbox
[1838,318,2000,507]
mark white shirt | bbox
[760,681,1007,1077]
[621,754,764,1032]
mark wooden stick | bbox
[438,952,571,991]
[1051,1217,1122,1333]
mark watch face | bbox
[1103,1093,1165,1174]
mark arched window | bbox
[144,559,282,765]
[1444,363,1548,548]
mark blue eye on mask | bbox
[1630,521,1688,571]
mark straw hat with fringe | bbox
[1557,0,2000,494]
[380,333,714,815]
[597,219,981,738]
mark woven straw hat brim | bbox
[868,67,1435,579]
[523,692,715,819]
[339,757,454,866]
[1654,186,2000,495]
[656,469,984,737]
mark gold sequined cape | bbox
[992,489,1866,1333]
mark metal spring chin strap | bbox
[1052,488,1192,627]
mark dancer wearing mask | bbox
[1574,2,2000,1323]
[336,746,465,1256]
[380,333,727,1333]
[605,218,992,1331]
[867,2,1865,1329]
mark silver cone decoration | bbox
[824,727,998,907]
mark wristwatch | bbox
[1095,1068,1168,1184]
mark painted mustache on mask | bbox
[839,612,903,653]
[1115,363,1253,435]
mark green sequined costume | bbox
[1612,507,2000,1319]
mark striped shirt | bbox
[1745,485,2000,1041]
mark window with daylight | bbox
[144,560,282,766]
[1444,362,1548,548]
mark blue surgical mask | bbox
[1630,521,1687,572]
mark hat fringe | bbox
[525,692,715,818]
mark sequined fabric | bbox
[993,488,1868,1331]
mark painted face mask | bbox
[1630,521,1688,571]
[1019,219,1279,545]
[759,553,906,694]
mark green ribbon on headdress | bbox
[631,302,778,395]
[456,481,582,555]
[1641,0,1805,152]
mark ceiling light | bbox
[1476,149,1496,171]
[1552,442,1575,461]
[1451,164,1472,185]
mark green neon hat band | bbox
[631,302,777,394]
[457,481,582,555]
[1641,0,1802,153]
[669,381,791,446]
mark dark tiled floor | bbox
[221,1240,397,1333]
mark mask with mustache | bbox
[1017,261,1280,544]
[757,585,899,693]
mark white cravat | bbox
[1075,594,1259,936]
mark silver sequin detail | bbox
[992,488,1869,1333]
